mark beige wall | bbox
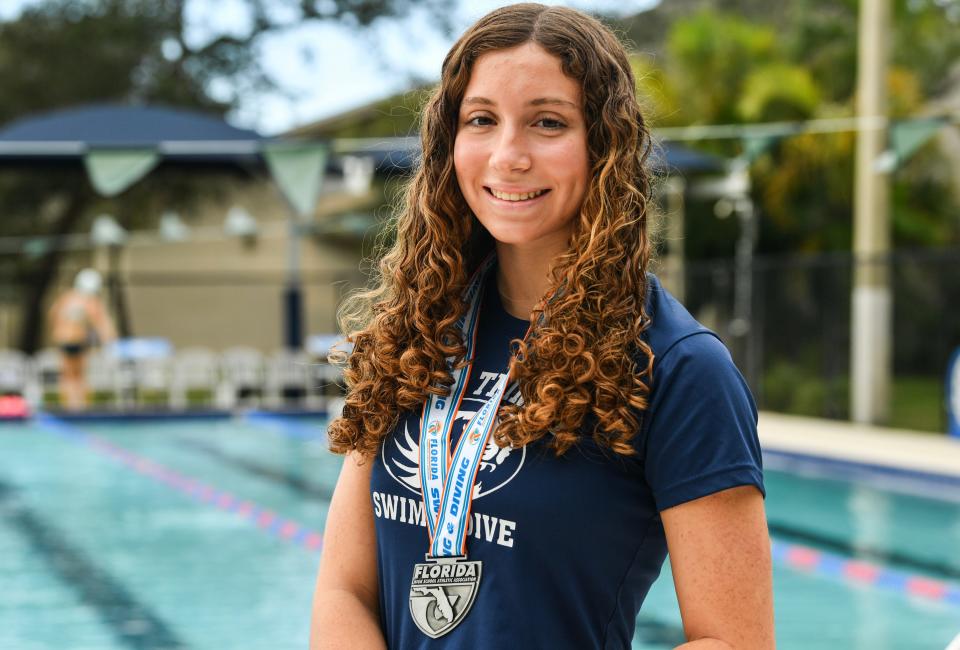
[123,235,360,351]
[119,181,370,352]
[34,179,373,353]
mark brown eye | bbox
[536,118,566,130]
[465,116,494,127]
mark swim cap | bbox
[74,268,103,295]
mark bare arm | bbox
[88,298,117,344]
[310,452,386,650]
[661,485,774,650]
[47,296,63,335]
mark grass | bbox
[762,363,948,434]
[889,375,946,433]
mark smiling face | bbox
[453,42,590,257]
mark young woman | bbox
[311,4,773,648]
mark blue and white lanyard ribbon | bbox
[418,255,523,557]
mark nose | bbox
[488,125,531,173]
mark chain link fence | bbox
[3,250,958,430]
[678,248,960,432]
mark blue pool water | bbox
[0,415,958,649]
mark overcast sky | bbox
[1,0,655,135]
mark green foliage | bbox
[90,390,115,407]
[0,1,223,126]
[762,359,844,418]
[780,0,859,102]
[627,1,960,258]
[892,0,960,97]
[890,375,947,433]
[738,63,821,122]
[138,389,168,407]
[631,55,683,127]
[665,9,779,125]
[298,88,429,139]
[186,388,214,405]
[761,363,944,433]
[752,127,856,253]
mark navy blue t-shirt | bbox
[370,269,764,649]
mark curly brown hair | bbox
[327,2,658,459]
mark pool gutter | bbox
[759,411,960,485]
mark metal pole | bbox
[732,197,757,389]
[851,0,892,424]
[662,177,687,302]
[284,211,304,350]
[109,244,131,339]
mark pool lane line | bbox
[37,419,691,648]
[36,415,324,555]
[769,521,960,581]
[174,437,334,501]
[771,538,960,607]
[186,417,960,611]
[37,418,958,611]
[0,479,190,650]
[189,420,960,611]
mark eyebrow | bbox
[461,96,577,108]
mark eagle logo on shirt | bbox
[382,395,525,499]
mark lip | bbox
[483,186,551,206]
[485,184,549,194]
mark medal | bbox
[409,555,482,638]
[408,255,526,638]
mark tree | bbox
[0,0,454,352]
[625,2,960,258]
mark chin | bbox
[483,227,572,254]
[476,221,541,246]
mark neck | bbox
[494,239,565,320]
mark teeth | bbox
[491,189,545,201]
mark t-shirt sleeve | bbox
[641,332,765,512]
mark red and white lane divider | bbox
[38,415,324,554]
[771,538,960,608]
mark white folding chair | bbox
[86,349,123,408]
[32,348,62,408]
[221,347,265,407]
[266,349,315,408]
[170,347,220,409]
[134,355,172,409]
[0,349,29,396]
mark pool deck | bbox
[759,411,960,479]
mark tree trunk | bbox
[17,188,91,354]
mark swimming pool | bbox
[0,415,957,649]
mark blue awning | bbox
[0,104,265,163]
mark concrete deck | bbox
[758,411,960,479]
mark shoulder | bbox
[636,278,764,511]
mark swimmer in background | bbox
[47,268,117,410]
